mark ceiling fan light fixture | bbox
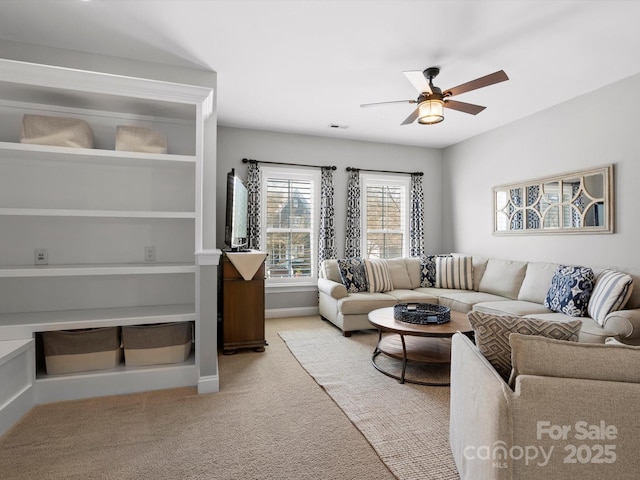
[417,99,444,125]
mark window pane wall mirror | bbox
[493,165,614,235]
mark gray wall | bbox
[442,72,640,270]
[217,126,443,311]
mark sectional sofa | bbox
[317,255,640,344]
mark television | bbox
[224,169,249,251]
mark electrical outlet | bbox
[144,246,156,262]
[34,248,48,265]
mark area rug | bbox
[278,328,460,480]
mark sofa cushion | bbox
[544,265,595,317]
[413,287,463,297]
[510,333,640,385]
[321,259,343,283]
[477,258,527,300]
[337,292,396,315]
[405,257,422,289]
[524,312,616,343]
[587,269,634,325]
[435,255,473,290]
[467,311,582,381]
[384,289,439,304]
[471,255,489,291]
[439,292,508,314]
[386,258,413,289]
[473,300,553,317]
[364,258,393,293]
[517,261,558,303]
[337,258,369,293]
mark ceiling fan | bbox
[361,67,509,125]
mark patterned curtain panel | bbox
[246,162,261,249]
[318,167,337,264]
[409,173,425,257]
[345,169,361,258]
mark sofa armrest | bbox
[603,308,640,344]
[450,333,514,480]
[317,277,348,300]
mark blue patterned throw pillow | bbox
[420,254,452,287]
[544,265,595,317]
[337,257,369,293]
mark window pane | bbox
[365,182,406,259]
[366,233,404,259]
[266,232,312,278]
[266,179,312,229]
[264,174,314,279]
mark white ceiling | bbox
[1,0,640,148]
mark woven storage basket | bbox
[20,114,94,148]
[42,327,122,375]
[115,125,168,153]
[122,322,192,367]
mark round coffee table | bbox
[368,306,473,386]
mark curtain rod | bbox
[242,158,336,170]
[346,166,423,176]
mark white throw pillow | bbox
[435,256,473,290]
[588,269,634,325]
[365,258,393,293]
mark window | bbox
[361,174,410,259]
[261,167,320,283]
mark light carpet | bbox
[279,328,460,480]
[0,317,396,480]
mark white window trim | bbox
[260,166,321,285]
[360,173,411,259]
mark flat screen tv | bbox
[224,169,249,251]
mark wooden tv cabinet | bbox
[221,254,267,354]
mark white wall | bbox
[442,72,640,270]
[217,126,443,310]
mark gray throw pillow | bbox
[467,311,582,381]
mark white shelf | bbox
[0,57,214,414]
[0,58,213,121]
[0,263,196,278]
[34,353,197,403]
[0,141,196,165]
[0,304,196,337]
[0,208,196,218]
[0,338,33,366]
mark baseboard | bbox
[198,375,219,394]
[265,306,319,319]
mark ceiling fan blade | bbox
[400,107,420,125]
[444,70,508,97]
[444,99,486,115]
[403,71,432,94]
[360,99,416,108]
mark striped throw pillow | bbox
[587,270,634,325]
[365,258,393,293]
[435,256,473,290]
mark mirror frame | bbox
[493,164,614,235]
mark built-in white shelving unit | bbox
[0,58,217,432]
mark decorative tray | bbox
[393,303,451,325]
